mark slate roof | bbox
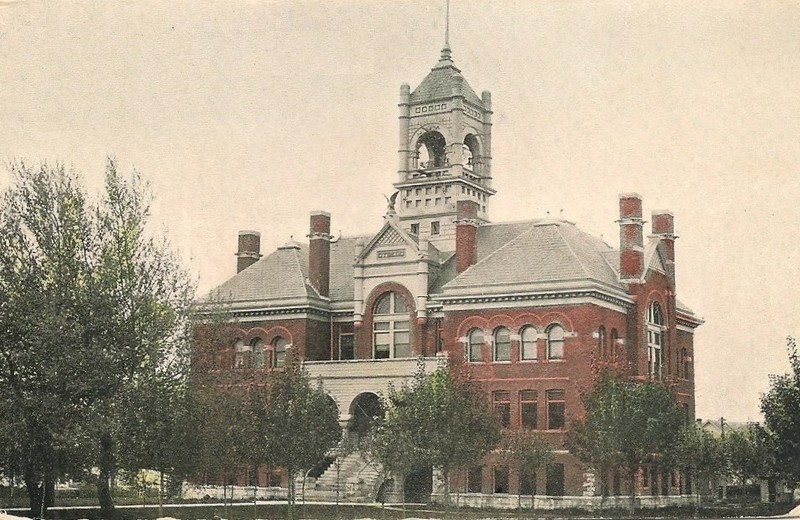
[205,218,696,316]
[441,219,624,293]
[204,243,316,304]
[410,54,483,107]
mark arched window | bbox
[610,328,619,361]
[546,325,565,361]
[466,328,484,362]
[372,292,411,359]
[493,327,511,362]
[250,338,265,369]
[233,339,248,369]
[646,302,665,379]
[272,336,289,368]
[597,326,607,359]
[520,326,538,361]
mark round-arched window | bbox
[272,336,289,368]
[372,292,411,359]
[520,326,538,361]
[466,328,484,362]
[546,325,565,360]
[250,338,265,369]
[646,301,665,379]
[493,327,511,362]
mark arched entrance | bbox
[347,392,384,446]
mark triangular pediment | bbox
[357,217,420,264]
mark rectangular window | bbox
[405,200,411,208]
[410,223,419,235]
[520,390,538,429]
[546,389,566,430]
[435,197,441,205]
[435,186,441,194]
[519,470,537,496]
[493,466,509,494]
[339,324,354,360]
[425,187,431,194]
[493,391,511,428]
[431,221,440,235]
[545,463,565,496]
[415,200,420,208]
[425,198,431,206]
[467,466,483,493]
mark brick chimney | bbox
[455,200,479,274]
[652,210,676,278]
[618,194,644,280]
[308,211,332,298]
[236,230,261,273]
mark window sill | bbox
[491,360,512,364]
[518,359,539,363]
[546,359,565,363]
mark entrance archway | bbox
[347,392,384,445]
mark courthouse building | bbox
[203,40,702,501]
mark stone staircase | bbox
[311,451,384,501]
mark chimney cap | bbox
[651,209,674,217]
[238,230,261,236]
[310,210,331,218]
[618,192,642,200]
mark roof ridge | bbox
[556,224,592,281]
[291,247,317,298]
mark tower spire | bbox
[441,0,452,60]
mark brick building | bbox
[202,41,702,501]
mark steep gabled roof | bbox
[441,219,624,293]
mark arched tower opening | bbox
[416,130,448,170]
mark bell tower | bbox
[394,40,494,252]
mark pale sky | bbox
[1,0,799,422]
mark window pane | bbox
[374,293,391,315]
[394,321,410,330]
[494,327,511,362]
[493,391,511,428]
[468,466,482,493]
[547,390,565,430]
[521,402,538,429]
[393,294,409,314]
[547,325,565,360]
[493,466,509,494]
[468,329,484,362]
[520,470,537,496]
[374,321,390,331]
[394,341,412,358]
[548,340,564,360]
[339,334,354,360]
[521,327,538,360]
[546,464,565,496]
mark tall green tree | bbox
[0,160,194,517]
[761,336,800,486]
[567,371,684,501]
[245,358,341,519]
[497,429,551,509]
[376,364,501,506]
[674,424,726,498]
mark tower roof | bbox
[410,47,483,106]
